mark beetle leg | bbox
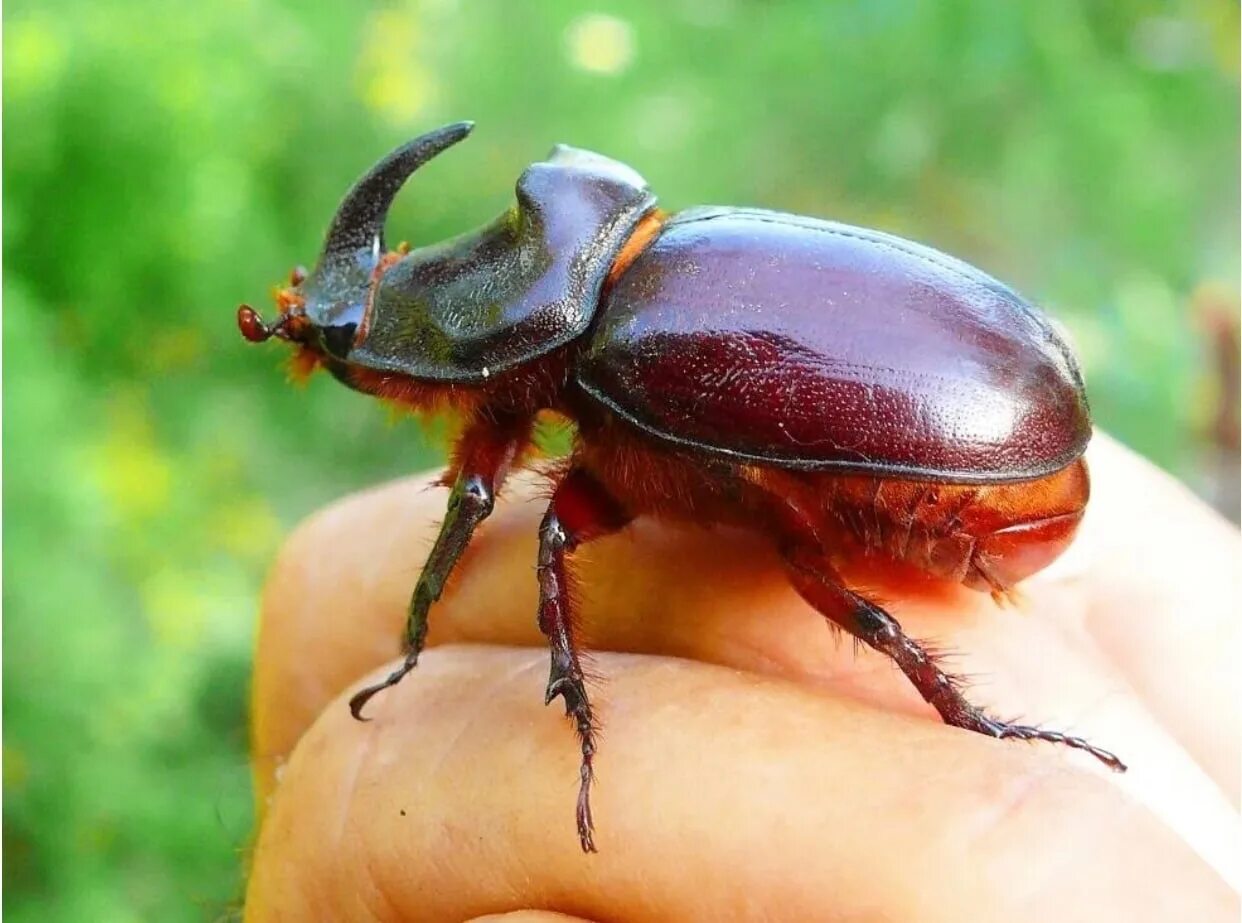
[537,467,632,853]
[784,547,1126,772]
[349,414,532,719]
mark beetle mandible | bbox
[239,121,1124,853]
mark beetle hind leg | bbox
[784,547,1126,772]
[536,467,632,853]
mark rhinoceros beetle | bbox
[239,121,1124,853]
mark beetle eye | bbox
[321,322,359,359]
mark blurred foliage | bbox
[3,0,1238,918]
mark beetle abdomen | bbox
[816,459,1089,591]
[578,208,1090,483]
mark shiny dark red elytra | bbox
[239,122,1124,854]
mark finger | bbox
[251,456,1240,882]
[250,469,1061,782]
[250,460,1179,769]
[1060,433,1241,798]
[466,914,596,923]
[246,646,1234,923]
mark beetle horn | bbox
[319,120,475,262]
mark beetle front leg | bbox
[536,467,632,853]
[784,548,1126,772]
[349,415,532,719]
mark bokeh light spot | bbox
[4,747,30,791]
[565,13,636,76]
[5,16,68,95]
[1130,16,1203,72]
[632,89,701,152]
[87,400,174,523]
[356,8,437,126]
[207,502,282,561]
[141,568,209,649]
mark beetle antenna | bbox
[237,304,291,343]
[320,121,475,261]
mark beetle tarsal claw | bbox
[575,763,598,853]
[348,655,420,720]
[544,673,576,706]
[970,710,1128,773]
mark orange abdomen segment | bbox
[576,412,1090,595]
[818,457,1090,592]
[961,457,1089,591]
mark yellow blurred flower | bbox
[140,567,210,649]
[356,7,436,126]
[86,398,173,523]
[144,326,205,374]
[5,15,68,96]
[565,13,635,76]
[3,746,30,791]
[206,501,282,561]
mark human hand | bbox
[245,434,1239,922]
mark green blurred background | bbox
[4,1,1238,918]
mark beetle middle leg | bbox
[783,547,1126,772]
[349,413,532,719]
[537,466,632,853]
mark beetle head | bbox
[237,121,475,364]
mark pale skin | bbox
[245,434,1240,921]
